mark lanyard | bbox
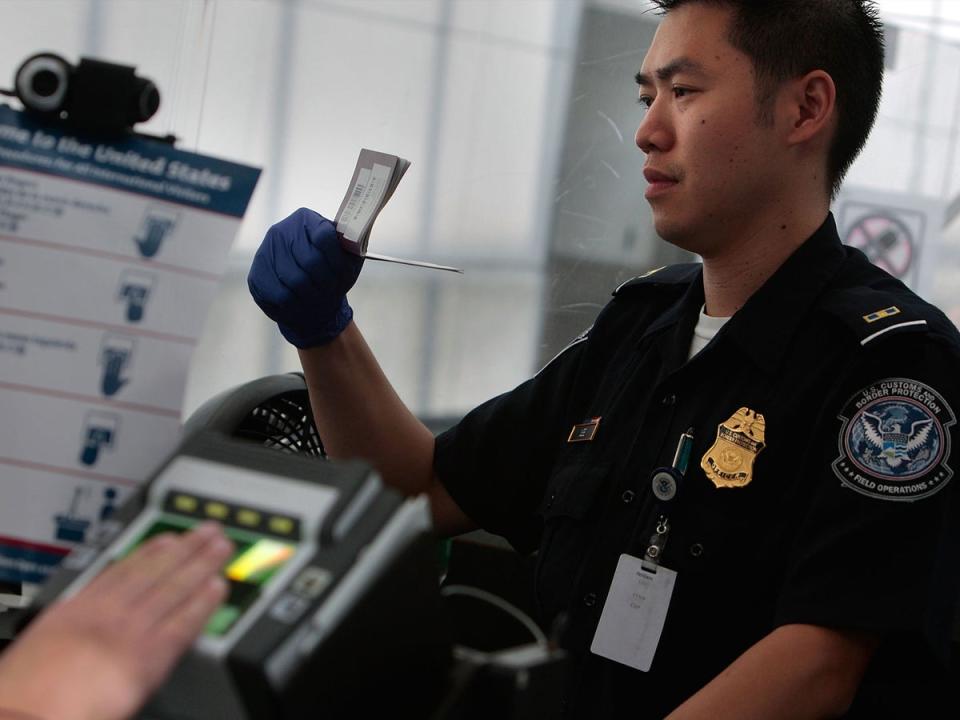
[641,427,694,571]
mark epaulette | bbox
[819,285,944,347]
[612,263,701,296]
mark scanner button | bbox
[292,567,333,599]
[269,593,310,624]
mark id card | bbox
[590,553,676,672]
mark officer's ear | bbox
[780,69,836,149]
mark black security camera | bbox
[11,52,160,134]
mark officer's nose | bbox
[635,98,673,155]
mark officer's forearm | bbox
[664,623,878,720]
[298,320,436,498]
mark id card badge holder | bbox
[590,553,677,671]
[590,429,692,672]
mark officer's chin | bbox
[651,215,710,257]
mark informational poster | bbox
[0,104,260,585]
[835,187,945,296]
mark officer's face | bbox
[635,3,788,256]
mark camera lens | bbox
[30,69,60,98]
[15,53,71,113]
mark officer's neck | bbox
[699,204,829,318]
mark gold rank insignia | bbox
[701,407,766,489]
[863,306,900,323]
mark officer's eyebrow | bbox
[635,57,707,87]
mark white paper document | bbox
[0,104,260,584]
[334,148,462,273]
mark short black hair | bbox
[648,0,885,198]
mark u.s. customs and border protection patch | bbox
[833,378,956,501]
[701,407,766,489]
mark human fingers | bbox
[292,212,341,289]
[267,208,360,301]
[299,209,364,290]
[77,530,182,604]
[248,225,305,311]
[248,208,323,316]
[134,574,229,693]
[131,523,233,623]
[313,228,364,298]
[84,522,227,610]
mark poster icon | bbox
[100,487,118,522]
[52,486,118,544]
[134,206,179,258]
[54,486,92,543]
[116,270,155,323]
[100,334,136,396]
[89,487,124,545]
[78,411,120,466]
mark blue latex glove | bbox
[247,207,364,348]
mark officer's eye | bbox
[637,95,653,109]
[672,86,692,99]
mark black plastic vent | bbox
[233,390,325,458]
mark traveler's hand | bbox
[0,522,232,720]
[247,207,364,347]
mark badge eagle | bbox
[701,407,766,488]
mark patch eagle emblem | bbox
[833,378,955,501]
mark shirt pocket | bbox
[533,459,610,622]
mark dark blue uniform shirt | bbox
[435,213,960,717]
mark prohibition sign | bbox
[844,212,914,278]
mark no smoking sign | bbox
[844,212,918,278]
[838,196,934,293]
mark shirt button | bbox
[583,592,597,607]
[621,490,635,504]
[689,542,704,558]
[661,393,676,406]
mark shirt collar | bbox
[722,212,846,374]
[638,271,705,373]
[642,275,705,340]
[637,212,846,375]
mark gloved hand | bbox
[247,207,364,348]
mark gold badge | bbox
[701,407,766,489]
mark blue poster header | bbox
[0,104,260,218]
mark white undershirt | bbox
[688,306,731,359]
